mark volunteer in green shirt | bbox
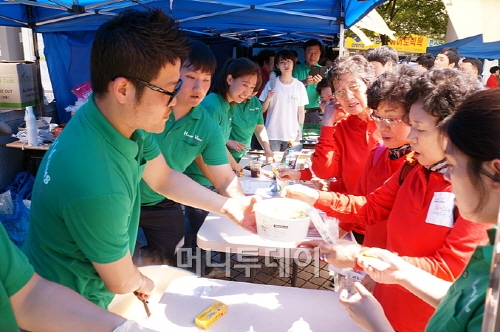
[292,39,324,124]
[227,90,274,163]
[22,9,257,309]
[1,223,152,332]
[185,58,260,250]
[139,40,244,266]
[338,88,500,332]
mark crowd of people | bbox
[2,6,500,332]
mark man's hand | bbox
[221,195,261,233]
[133,274,154,301]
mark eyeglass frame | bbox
[370,113,408,127]
[121,77,183,105]
[332,83,360,99]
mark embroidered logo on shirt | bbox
[464,278,481,313]
[183,131,203,142]
[43,140,59,185]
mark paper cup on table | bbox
[254,198,310,242]
[271,162,286,179]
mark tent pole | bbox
[339,21,345,57]
[27,6,45,117]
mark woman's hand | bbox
[356,247,410,285]
[322,100,344,127]
[279,169,301,181]
[339,282,393,332]
[319,240,361,269]
[281,184,319,206]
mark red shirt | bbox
[299,114,381,194]
[486,74,498,88]
[340,145,408,248]
[314,163,491,332]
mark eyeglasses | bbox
[319,97,334,106]
[370,113,407,127]
[333,84,360,99]
[128,77,182,105]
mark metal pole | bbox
[27,6,45,117]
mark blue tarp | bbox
[0,0,384,121]
[427,34,500,60]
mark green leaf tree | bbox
[376,0,447,45]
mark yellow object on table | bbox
[195,301,228,329]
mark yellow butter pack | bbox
[195,301,228,330]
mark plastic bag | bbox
[6,171,35,200]
[0,191,30,247]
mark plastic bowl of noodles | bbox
[254,198,310,242]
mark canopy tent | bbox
[0,0,384,121]
[427,34,500,60]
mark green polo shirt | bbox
[292,63,321,109]
[229,96,264,161]
[1,224,34,332]
[426,227,495,332]
[183,92,234,186]
[140,104,228,204]
[22,94,160,309]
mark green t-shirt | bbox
[140,104,228,204]
[0,224,34,331]
[228,96,264,161]
[292,63,321,109]
[22,95,160,309]
[183,92,234,186]
[425,227,495,332]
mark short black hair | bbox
[303,39,324,54]
[183,40,216,75]
[256,49,276,67]
[367,46,398,66]
[316,78,330,95]
[91,9,189,100]
[490,66,500,74]
[416,53,435,70]
[462,57,483,74]
[274,49,297,68]
[438,47,460,68]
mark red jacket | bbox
[314,163,491,332]
[340,144,408,248]
[299,115,381,194]
[486,74,498,88]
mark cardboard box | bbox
[0,61,39,109]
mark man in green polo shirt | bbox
[22,9,257,309]
[139,40,244,266]
[1,222,153,331]
[292,39,325,124]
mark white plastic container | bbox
[254,198,310,242]
[25,106,38,146]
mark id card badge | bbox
[425,192,455,228]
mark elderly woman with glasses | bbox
[280,55,381,197]
[282,69,491,332]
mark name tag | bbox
[425,192,455,228]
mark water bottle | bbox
[285,147,295,169]
[25,106,38,146]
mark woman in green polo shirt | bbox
[227,89,274,163]
[339,88,500,332]
[185,58,260,255]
